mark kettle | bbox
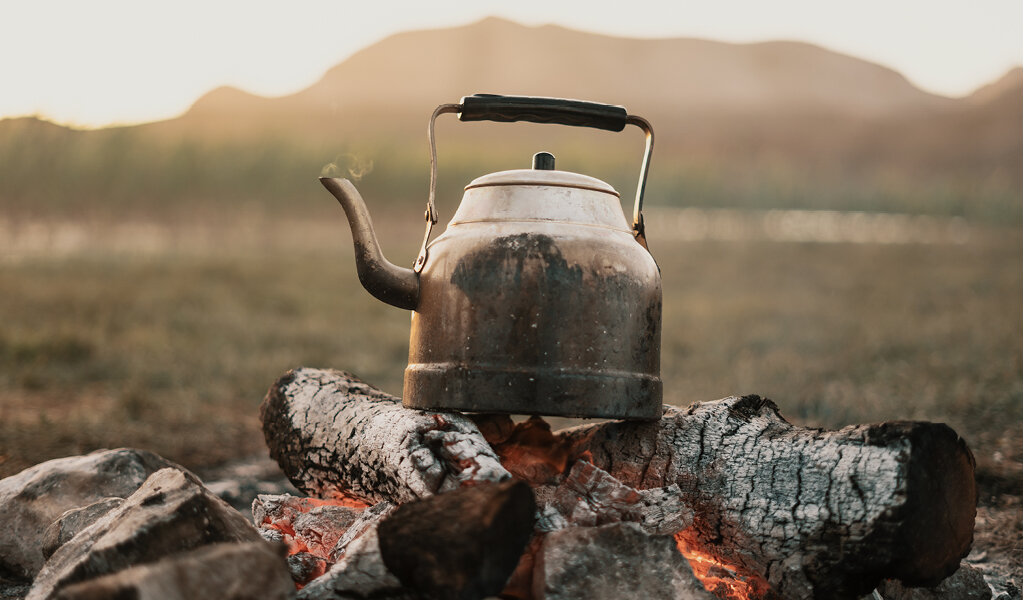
[321,94,661,420]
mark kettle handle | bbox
[414,95,655,271]
[458,94,629,131]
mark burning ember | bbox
[674,530,770,600]
[254,493,373,587]
[477,415,574,483]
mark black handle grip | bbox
[458,94,628,132]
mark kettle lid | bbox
[465,151,618,197]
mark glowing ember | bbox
[255,493,370,587]
[490,416,573,484]
[318,490,372,510]
[673,530,769,600]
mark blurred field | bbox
[1,119,1019,224]
[0,213,1019,490]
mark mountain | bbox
[967,67,1023,105]
[150,18,1018,185]
[1,17,1019,220]
[167,17,955,140]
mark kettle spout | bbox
[320,177,419,310]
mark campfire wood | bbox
[295,480,536,600]
[261,368,977,600]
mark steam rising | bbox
[321,153,374,180]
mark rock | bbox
[532,522,716,600]
[40,498,124,561]
[50,541,293,600]
[27,468,263,600]
[879,563,994,599]
[0,448,184,580]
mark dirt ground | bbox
[969,464,1023,596]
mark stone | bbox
[532,522,716,600]
[0,448,184,580]
[40,498,124,561]
[27,468,263,600]
[50,541,293,600]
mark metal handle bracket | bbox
[414,96,655,271]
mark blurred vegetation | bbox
[1,122,1019,222]
[0,119,1020,493]
[0,232,1019,485]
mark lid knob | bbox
[532,151,555,170]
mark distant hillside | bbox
[153,18,1019,185]
[167,17,953,139]
[1,17,1019,221]
[967,67,1022,105]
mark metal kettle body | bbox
[321,95,662,420]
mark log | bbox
[260,368,510,504]
[261,369,977,600]
[297,480,536,600]
[559,396,977,600]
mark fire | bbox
[490,416,574,484]
[673,531,769,600]
[257,493,372,588]
[259,495,366,553]
[318,490,372,510]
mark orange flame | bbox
[673,531,769,600]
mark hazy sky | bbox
[1,0,1020,128]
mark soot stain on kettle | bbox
[451,233,585,367]
[450,232,654,370]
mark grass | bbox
[0,219,1019,484]
[1,124,1019,222]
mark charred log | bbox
[559,395,977,599]
[379,479,536,599]
[298,480,536,600]
[260,368,509,503]
[261,369,977,600]
[533,522,717,600]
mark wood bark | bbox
[559,395,977,600]
[261,368,977,600]
[260,368,510,504]
[297,480,536,600]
